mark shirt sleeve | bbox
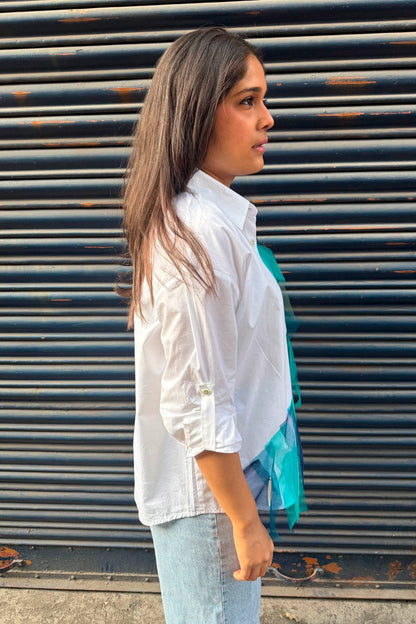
[155,269,242,458]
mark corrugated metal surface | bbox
[1,0,416,558]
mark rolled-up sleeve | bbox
[155,269,242,458]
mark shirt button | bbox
[202,388,211,396]
[250,238,256,246]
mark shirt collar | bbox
[187,169,255,230]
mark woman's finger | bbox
[233,566,253,581]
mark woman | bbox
[119,27,307,623]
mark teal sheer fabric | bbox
[257,243,301,408]
[243,244,307,540]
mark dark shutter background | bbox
[1,0,415,596]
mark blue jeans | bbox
[150,513,261,624]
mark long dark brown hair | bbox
[117,27,262,328]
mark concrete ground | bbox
[0,589,416,624]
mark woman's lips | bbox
[252,138,268,153]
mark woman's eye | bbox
[241,96,254,106]
[240,96,268,107]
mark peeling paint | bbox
[59,17,101,23]
[0,546,31,571]
[29,120,75,126]
[318,112,365,118]
[13,91,31,104]
[369,111,411,116]
[407,561,416,579]
[112,87,143,104]
[68,141,101,147]
[303,556,319,576]
[0,547,20,560]
[351,576,376,586]
[388,560,403,581]
[284,197,327,203]
[326,77,376,86]
[323,562,342,574]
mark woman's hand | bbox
[232,517,274,581]
[195,450,274,581]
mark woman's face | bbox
[202,54,274,187]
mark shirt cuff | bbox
[161,383,242,458]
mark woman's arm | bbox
[196,450,274,581]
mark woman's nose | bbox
[260,104,274,130]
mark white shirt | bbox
[133,169,292,526]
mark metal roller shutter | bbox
[1,0,415,597]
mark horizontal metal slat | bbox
[284,262,416,280]
[0,363,134,380]
[289,289,416,304]
[0,3,291,38]
[0,291,123,307]
[0,265,123,282]
[2,3,416,38]
[298,365,416,382]
[0,209,122,228]
[0,0,209,11]
[0,471,132,485]
[4,66,416,113]
[296,388,416,403]
[0,147,127,172]
[257,203,416,225]
[0,488,134,504]
[3,108,416,152]
[5,31,416,75]
[2,172,416,200]
[2,1,416,37]
[0,449,132,465]
[0,316,415,334]
[1,288,416,307]
[1,514,415,533]
[0,386,134,400]
[294,341,416,358]
[259,230,416,251]
[0,81,146,109]
[0,342,132,357]
[0,115,133,140]
[238,171,416,195]
[0,236,122,254]
[0,409,133,424]
[0,204,415,228]
[1,261,415,284]
[303,432,416,446]
[3,138,416,173]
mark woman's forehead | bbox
[229,56,267,96]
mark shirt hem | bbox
[138,504,224,527]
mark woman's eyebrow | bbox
[233,86,263,96]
